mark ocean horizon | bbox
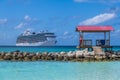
[0,46,120,52]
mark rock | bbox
[0,50,120,62]
[96,52,105,56]
[63,55,69,61]
[67,51,76,60]
[88,51,95,56]
[5,52,11,56]
[95,56,103,61]
[24,57,31,61]
[17,54,24,61]
[0,51,5,56]
[3,55,11,60]
[36,52,42,60]
[57,54,63,61]
[42,52,48,55]
[60,51,66,56]
[17,53,23,58]
[12,52,18,57]
[32,56,38,61]
[52,52,60,61]
[75,50,84,58]
[116,51,120,55]
[23,52,29,57]
[28,53,35,58]
[110,54,117,60]
[0,52,6,59]
[105,52,112,59]
[41,52,48,60]
[4,52,12,60]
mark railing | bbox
[83,39,92,46]
[96,40,110,46]
[79,39,110,47]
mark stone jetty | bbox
[0,49,120,62]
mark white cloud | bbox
[105,7,120,14]
[23,28,34,33]
[74,0,120,3]
[58,31,77,40]
[26,28,33,31]
[63,31,69,36]
[15,22,25,29]
[15,15,39,29]
[0,18,7,25]
[74,0,87,2]
[61,35,77,39]
[79,13,116,25]
[24,15,31,21]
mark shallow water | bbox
[0,46,120,52]
[0,46,76,52]
[0,46,120,80]
[0,61,120,80]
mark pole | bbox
[79,31,80,46]
[104,32,106,41]
[109,31,110,46]
[82,32,84,46]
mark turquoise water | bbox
[0,46,77,52]
[0,46,120,52]
[0,46,120,80]
[0,61,120,80]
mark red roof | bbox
[76,26,114,32]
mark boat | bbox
[16,30,57,46]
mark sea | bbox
[0,46,120,80]
[0,46,120,52]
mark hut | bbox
[76,25,114,51]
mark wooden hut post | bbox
[82,32,84,46]
[109,31,110,46]
[79,31,80,46]
[104,32,106,41]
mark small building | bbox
[76,25,114,50]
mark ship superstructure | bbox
[16,30,57,46]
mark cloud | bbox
[63,31,69,36]
[79,13,116,25]
[24,15,31,21]
[15,15,39,29]
[72,16,81,19]
[106,7,120,13]
[74,0,87,2]
[23,28,34,33]
[58,31,77,40]
[0,18,8,25]
[15,22,26,29]
[74,0,120,3]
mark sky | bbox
[0,0,120,46]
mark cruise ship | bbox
[16,30,57,46]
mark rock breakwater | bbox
[0,50,120,62]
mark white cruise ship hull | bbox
[16,40,56,46]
